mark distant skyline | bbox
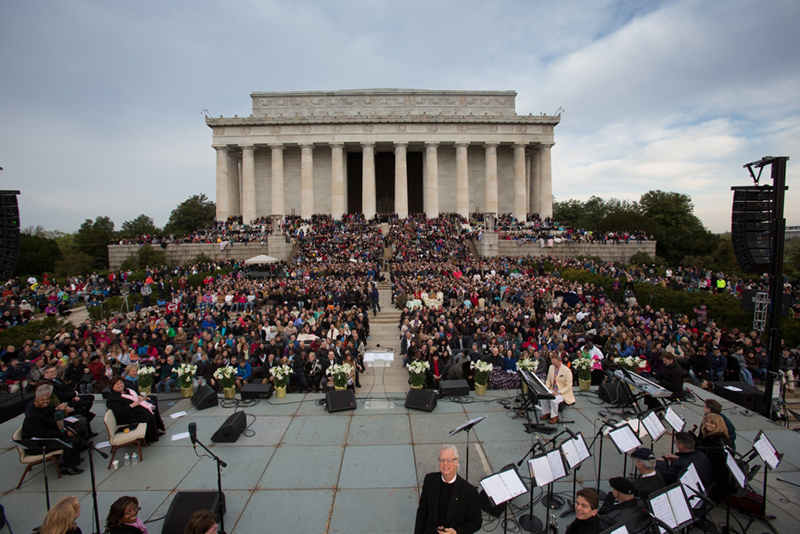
[1,0,797,234]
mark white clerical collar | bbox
[441,475,457,484]
[641,471,657,478]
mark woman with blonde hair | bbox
[697,413,732,501]
[41,495,81,534]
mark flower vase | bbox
[521,382,528,394]
[335,385,346,391]
[410,384,423,390]
[181,385,193,398]
[475,383,487,396]
[579,378,591,391]
[275,386,287,398]
[223,387,236,399]
[140,386,151,396]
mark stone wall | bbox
[493,239,656,263]
[108,238,292,271]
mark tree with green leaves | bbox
[74,216,115,270]
[164,194,216,237]
[13,233,63,277]
[639,190,719,265]
[120,214,160,240]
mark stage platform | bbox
[2,373,800,533]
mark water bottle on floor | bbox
[131,452,138,465]
[123,453,130,466]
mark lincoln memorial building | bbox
[206,89,559,222]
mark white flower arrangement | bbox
[137,366,156,388]
[408,360,430,388]
[470,360,493,385]
[326,362,354,389]
[176,363,197,388]
[270,364,293,389]
[214,365,237,389]
[619,356,647,374]
[571,357,593,381]
[516,358,539,373]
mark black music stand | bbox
[448,416,485,482]
[479,466,528,534]
[527,449,569,534]
[723,446,748,534]
[558,433,592,519]
[647,482,694,534]
[14,437,71,511]
[607,424,643,482]
[519,370,556,434]
[735,431,782,533]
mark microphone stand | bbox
[193,437,228,534]
[69,430,109,534]
[587,422,615,501]
[517,436,545,533]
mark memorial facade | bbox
[207,89,559,222]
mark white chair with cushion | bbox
[103,409,147,469]
[13,425,62,488]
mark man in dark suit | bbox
[41,364,97,429]
[628,448,665,499]
[656,431,712,487]
[21,384,84,475]
[598,477,652,533]
[415,444,481,534]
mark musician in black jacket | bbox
[629,448,665,499]
[21,384,84,475]
[644,351,685,410]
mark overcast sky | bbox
[1,0,797,234]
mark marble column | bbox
[424,142,439,218]
[539,143,554,219]
[331,143,345,219]
[525,151,532,214]
[300,144,314,219]
[394,142,408,218]
[271,145,285,217]
[362,143,376,220]
[455,143,469,219]
[531,146,541,216]
[484,143,498,214]
[214,145,230,221]
[513,144,527,221]
[227,150,241,217]
[241,145,256,223]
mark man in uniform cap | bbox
[598,477,652,533]
[629,448,665,499]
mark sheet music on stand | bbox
[726,450,747,489]
[664,407,685,433]
[603,419,646,439]
[480,468,528,506]
[679,463,706,509]
[608,425,643,454]
[561,434,591,469]
[648,482,693,534]
[448,416,486,436]
[641,411,667,442]
[528,450,568,487]
[753,431,782,470]
[598,523,631,534]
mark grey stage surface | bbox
[2,376,800,534]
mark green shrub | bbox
[0,317,74,348]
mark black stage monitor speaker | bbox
[326,389,357,412]
[191,385,219,411]
[598,381,630,405]
[405,389,437,412]
[162,491,222,534]
[240,383,274,400]
[211,411,247,443]
[0,191,20,280]
[440,379,470,397]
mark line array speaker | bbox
[0,191,20,280]
[731,186,773,273]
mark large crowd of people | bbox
[3,212,800,533]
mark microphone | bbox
[563,426,578,439]
[55,410,65,431]
[536,433,547,453]
[189,422,197,449]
